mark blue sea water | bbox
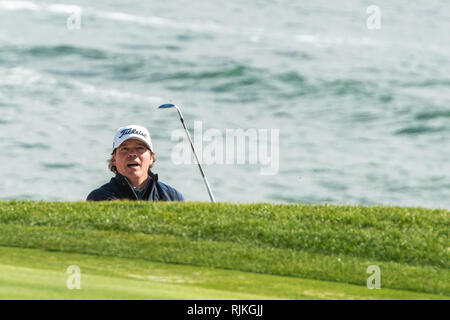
[0,0,449,208]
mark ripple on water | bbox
[17,142,51,150]
[415,110,450,121]
[395,125,445,135]
[42,162,78,169]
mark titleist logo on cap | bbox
[119,128,148,139]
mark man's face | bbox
[112,139,153,180]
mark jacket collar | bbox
[113,170,158,200]
[115,170,158,186]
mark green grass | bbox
[0,246,446,300]
[0,201,448,299]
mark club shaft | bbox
[180,118,216,203]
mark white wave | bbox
[0,66,57,86]
[47,3,80,14]
[93,10,223,34]
[295,34,318,43]
[97,11,168,27]
[0,66,162,103]
[0,0,39,11]
[0,1,223,34]
[0,1,81,14]
[70,80,164,104]
[294,34,382,47]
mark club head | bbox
[157,103,184,119]
[158,103,176,109]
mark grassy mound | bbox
[1,246,446,300]
[0,201,448,298]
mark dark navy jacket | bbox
[86,171,184,201]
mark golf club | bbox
[158,103,216,203]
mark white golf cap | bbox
[113,125,153,152]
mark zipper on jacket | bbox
[123,177,139,200]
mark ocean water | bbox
[0,0,449,208]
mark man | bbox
[87,125,184,201]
